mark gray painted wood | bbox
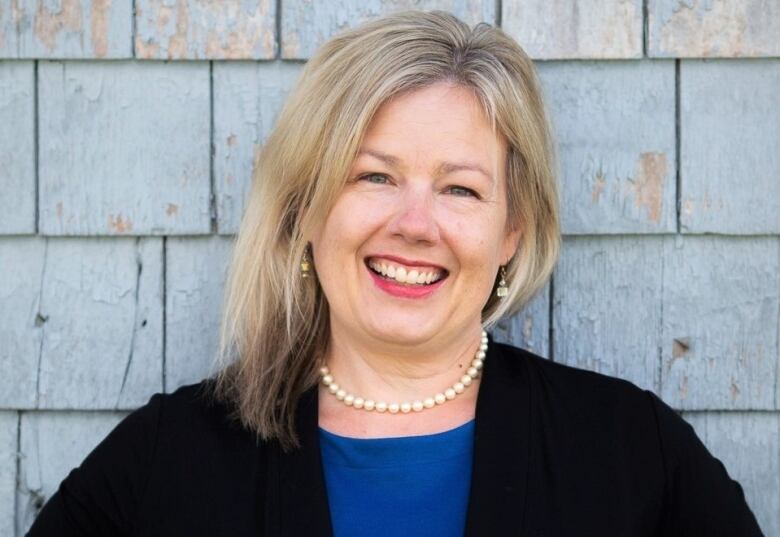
[16,411,125,535]
[503,0,643,59]
[648,0,780,58]
[35,238,163,410]
[281,0,496,59]
[0,0,132,59]
[0,237,46,409]
[135,0,276,60]
[38,61,211,236]
[537,61,677,235]
[552,236,663,392]
[0,412,16,537]
[491,282,550,358]
[682,411,780,537]
[0,61,35,234]
[680,59,780,234]
[165,236,234,392]
[213,61,302,234]
[661,236,780,410]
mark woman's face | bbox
[311,82,521,348]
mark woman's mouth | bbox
[365,258,447,286]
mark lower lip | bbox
[366,265,446,299]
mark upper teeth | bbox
[368,259,444,285]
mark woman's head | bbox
[215,10,560,450]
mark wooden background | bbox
[1,1,778,534]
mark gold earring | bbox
[300,244,311,278]
[496,265,508,298]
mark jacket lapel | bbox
[272,333,531,536]
[464,334,532,535]
[273,384,334,537]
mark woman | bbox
[28,10,763,537]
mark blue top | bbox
[318,419,475,537]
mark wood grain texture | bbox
[0,0,132,59]
[537,60,677,234]
[503,0,643,59]
[213,61,302,234]
[552,236,664,392]
[281,0,496,59]
[165,236,234,392]
[135,0,276,60]
[35,238,163,410]
[38,60,211,236]
[0,412,16,537]
[16,411,126,534]
[680,59,780,234]
[661,236,780,410]
[491,282,550,358]
[0,237,44,409]
[0,61,35,234]
[648,0,780,58]
[682,411,780,536]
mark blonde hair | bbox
[213,10,560,451]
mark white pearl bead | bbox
[344,394,354,406]
[364,400,375,411]
[472,359,483,369]
[444,388,456,400]
[389,403,400,414]
[467,367,478,377]
[477,350,486,359]
[319,366,329,375]
[336,389,346,400]
[453,382,465,393]
[328,383,339,394]
[400,402,411,413]
[322,374,333,385]
[353,397,364,409]
[480,343,488,351]
[423,397,435,408]
[434,393,446,405]
[375,402,387,412]
[412,401,423,412]
[461,375,472,386]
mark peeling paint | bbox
[226,134,236,146]
[591,171,606,203]
[33,0,83,53]
[165,203,178,216]
[678,374,689,399]
[90,0,110,58]
[108,213,133,233]
[730,379,741,401]
[631,152,667,224]
[653,0,778,57]
[673,337,690,358]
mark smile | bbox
[366,258,446,286]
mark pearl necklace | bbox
[318,330,488,414]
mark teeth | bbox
[367,259,444,285]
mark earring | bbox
[300,244,311,278]
[496,265,508,298]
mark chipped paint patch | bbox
[165,203,178,216]
[631,152,667,224]
[33,0,83,52]
[90,0,110,58]
[108,213,133,233]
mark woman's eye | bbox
[447,185,478,198]
[359,173,389,184]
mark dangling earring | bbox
[496,265,508,298]
[300,244,311,278]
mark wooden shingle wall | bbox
[0,1,778,534]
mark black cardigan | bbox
[28,335,764,536]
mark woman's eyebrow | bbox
[357,148,493,182]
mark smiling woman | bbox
[27,9,763,537]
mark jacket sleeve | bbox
[25,392,164,537]
[645,390,765,537]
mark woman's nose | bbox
[386,185,441,244]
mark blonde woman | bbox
[29,10,762,537]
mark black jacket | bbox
[28,335,764,536]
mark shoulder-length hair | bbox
[212,10,560,451]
